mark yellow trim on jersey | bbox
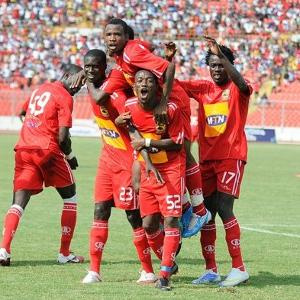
[123,72,134,87]
[138,132,168,164]
[95,116,127,150]
[204,102,229,137]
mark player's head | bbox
[105,18,129,55]
[84,49,107,84]
[134,70,158,110]
[205,45,235,85]
[60,64,83,96]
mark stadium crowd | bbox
[0,0,299,90]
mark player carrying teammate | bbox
[123,69,185,291]
[81,49,162,284]
[0,64,84,266]
[75,18,210,236]
[168,37,252,287]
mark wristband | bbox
[145,138,151,148]
[66,152,75,160]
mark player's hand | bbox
[203,36,224,57]
[70,70,86,89]
[67,157,79,170]
[131,137,145,151]
[115,112,131,126]
[154,101,168,125]
[145,162,164,184]
[164,42,177,61]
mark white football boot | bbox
[57,252,84,264]
[0,248,11,266]
[82,271,102,284]
[136,270,157,284]
[219,268,249,287]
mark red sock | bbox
[200,220,217,272]
[223,217,245,271]
[146,229,164,260]
[1,205,23,253]
[89,220,108,273]
[133,227,153,273]
[159,228,180,279]
[186,164,207,216]
[60,201,77,256]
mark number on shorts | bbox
[29,91,51,116]
[120,187,133,202]
[166,195,181,211]
[221,171,236,184]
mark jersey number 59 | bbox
[29,91,51,116]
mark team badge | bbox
[100,106,109,117]
[221,89,230,101]
[155,123,166,134]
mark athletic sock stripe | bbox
[186,164,200,172]
[146,230,162,239]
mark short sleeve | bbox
[125,43,169,79]
[167,103,184,144]
[100,69,130,94]
[179,80,210,102]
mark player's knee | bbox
[94,203,111,220]
[126,209,142,229]
[164,216,179,229]
[143,215,160,234]
[217,192,235,221]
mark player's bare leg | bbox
[125,209,156,284]
[182,140,211,238]
[56,184,84,264]
[82,201,112,283]
[216,192,249,287]
[0,190,31,266]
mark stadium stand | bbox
[0,0,299,128]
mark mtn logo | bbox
[206,114,227,126]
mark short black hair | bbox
[84,49,107,64]
[61,63,82,75]
[107,18,128,35]
[127,25,134,40]
[205,45,235,65]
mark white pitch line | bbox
[241,226,300,239]
[242,224,300,228]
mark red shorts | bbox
[14,148,74,195]
[200,159,246,198]
[94,157,138,210]
[139,163,185,218]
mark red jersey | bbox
[89,89,133,168]
[179,80,252,162]
[15,81,73,151]
[113,40,190,110]
[125,97,185,170]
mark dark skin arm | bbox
[115,113,164,184]
[153,62,175,124]
[131,137,182,152]
[86,80,110,105]
[204,36,250,96]
[58,127,78,170]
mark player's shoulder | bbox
[167,101,180,119]
[125,97,138,107]
[124,40,149,61]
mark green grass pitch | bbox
[0,134,299,299]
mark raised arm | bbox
[205,36,250,95]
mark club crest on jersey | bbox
[155,123,166,134]
[221,89,230,101]
[101,128,120,139]
[100,106,109,117]
[206,114,227,126]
